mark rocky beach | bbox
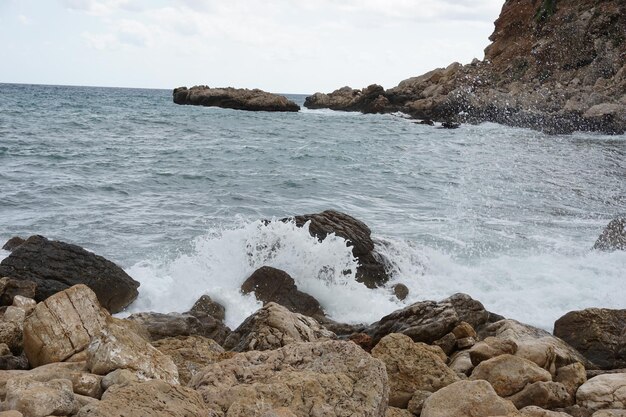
[0,210,625,417]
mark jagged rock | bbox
[0,278,36,307]
[366,293,489,344]
[190,340,389,417]
[470,354,552,397]
[470,336,519,365]
[2,237,24,252]
[577,373,626,411]
[453,322,477,339]
[75,380,212,417]
[371,333,458,408]
[420,380,517,417]
[0,235,139,313]
[86,317,179,384]
[407,390,432,415]
[23,284,108,367]
[507,381,573,409]
[187,294,225,322]
[288,210,388,288]
[223,302,334,352]
[556,362,588,397]
[241,266,324,317]
[554,308,626,370]
[152,336,227,384]
[4,378,76,417]
[173,86,300,112]
[304,85,389,114]
[126,311,230,345]
[0,411,23,417]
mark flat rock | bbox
[470,354,552,397]
[173,86,300,112]
[190,340,389,417]
[0,235,139,313]
[126,311,230,345]
[420,380,517,417]
[577,373,626,411]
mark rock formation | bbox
[593,218,626,251]
[173,86,300,112]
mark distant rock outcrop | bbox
[173,86,300,112]
[305,0,626,134]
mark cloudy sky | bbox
[1,0,504,93]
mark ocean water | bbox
[1,83,625,330]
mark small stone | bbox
[456,336,477,350]
[392,284,409,301]
[556,362,587,397]
[452,322,477,339]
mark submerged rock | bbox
[0,235,139,313]
[593,218,626,251]
[173,86,300,112]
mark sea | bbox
[1,83,625,331]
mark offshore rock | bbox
[241,266,324,317]
[420,380,517,417]
[173,86,300,112]
[0,235,139,313]
[304,84,389,114]
[223,302,334,352]
[190,340,389,417]
[593,218,626,251]
[126,311,230,345]
[288,210,389,288]
[554,308,626,370]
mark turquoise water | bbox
[1,83,625,328]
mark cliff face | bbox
[304,0,626,134]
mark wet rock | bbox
[0,235,139,313]
[577,373,626,411]
[173,86,300,112]
[241,266,324,317]
[554,308,626,370]
[187,294,225,322]
[371,333,459,408]
[190,340,389,417]
[420,380,517,417]
[470,354,552,397]
[1,237,24,252]
[392,284,409,301]
[0,278,36,307]
[4,378,76,417]
[289,210,389,288]
[507,381,573,409]
[126,311,230,345]
[223,302,334,352]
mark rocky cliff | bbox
[304,0,626,134]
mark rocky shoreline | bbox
[304,0,626,135]
[0,211,625,416]
[173,86,300,112]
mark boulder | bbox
[366,293,489,344]
[0,322,22,356]
[449,350,474,375]
[75,380,212,417]
[371,333,458,407]
[420,380,517,417]
[0,278,36,307]
[190,340,389,417]
[241,266,324,317]
[577,373,626,411]
[152,336,227,384]
[392,284,409,301]
[470,354,552,397]
[23,284,108,367]
[173,86,300,112]
[223,302,335,352]
[2,237,25,252]
[470,336,519,365]
[126,311,230,345]
[4,378,76,417]
[591,411,626,417]
[507,381,572,409]
[519,406,575,417]
[407,390,432,415]
[303,85,391,114]
[554,308,626,370]
[11,296,36,315]
[187,294,225,322]
[100,369,141,391]
[556,362,588,397]
[0,235,139,313]
[0,354,29,371]
[86,317,179,384]
[289,210,388,288]
[385,407,414,417]
[0,361,87,400]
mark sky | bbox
[0,0,504,93]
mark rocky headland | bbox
[0,212,625,416]
[304,0,626,134]
[173,86,300,112]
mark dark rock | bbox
[417,119,435,126]
[392,283,409,301]
[0,277,36,306]
[288,210,389,288]
[2,237,25,252]
[593,218,626,251]
[554,308,626,370]
[0,235,139,313]
[126,312,230,345]
[304,84,390,114]
[434,333,457,356]
[187,295,226,323]
[0,353,29,370]
[440,121,461,129]
[241,266,324,318]
[173,86,300,112]
[586,368,626,379]
[365,293,489,345]
[314,316,366,337]
[348,333,374,352]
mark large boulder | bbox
[23,284,108,367]
[288,210,389,288]
[554,308,626,370]
[173,86,300,112]
[593,219,626,251]
[420,380,517,417]
[190,340,389,417]
[223,302,335,352]
[577,373,626,411]
[75,380,213,417]
[126,311,230,345]
[366,293,489,344]
[0,235,139,313]
[4,378,76,417]
[152,336,227,384]
[470,354,552,397]
[371,333,459,408]
[241,266,324,317]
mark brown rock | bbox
[433,332,457,356]
[385,407,414,417]
[392,284,409,301]
[507,381,573,409]
[152,336,226,384]
[348,332,374,352]
[420,380,517,417]
[187,294,225,322]
[556,362,587,397]
[453,322,477,339]
[470,354,552,397]
[576,373,626,411]
[0,322,22,356]
[0,361,87,399]
[11,296,36,315]
[469,336,518,365]
[519,406,574,417]
[100,369,141,391]
[126,311,229,344]
[407,390,432,415]
[450,350,474,375]
[4,378,76,417]
[173,86,300,112]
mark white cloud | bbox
[18,14,32,25]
